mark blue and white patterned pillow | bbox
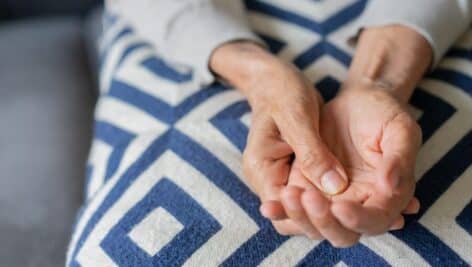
[67,1,472,266]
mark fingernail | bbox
[321,170,347,195]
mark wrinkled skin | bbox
[258,86,422,247]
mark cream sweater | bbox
[106,0,471,84]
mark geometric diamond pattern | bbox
[128,207,184,257]
[102,178,220,266]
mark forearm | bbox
[346,25,433,103]
[210,41,292,104]
[210,41,277,92]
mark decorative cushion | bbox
[67,1,472,266]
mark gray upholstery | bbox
[0,17,94,267]
[0,0,101,21]
[82,6,103,87]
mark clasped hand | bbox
[210,30,429,247]
[243,60,421,247]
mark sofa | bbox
[0,2,100,266]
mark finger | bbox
[332,197,401,235]
[402,197,420,214]
[272,219,305,236]
[302,189,360,248]
[274,101,348,195]
[260,162,321,221]
[244,115,293,167]
[379,112,421,192]
[281,186,322,239]
[331,113,418,236]
[389,216,405,231]
[362,157,415,235]
[260,201,287,220]
[243,115,292,200]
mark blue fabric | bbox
[67,1,472,266]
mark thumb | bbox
[297,138,349,195]
[275,110,348,195]
[378,112,421,192]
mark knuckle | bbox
[283,95,315,126]
[289,105,309,124]
[273,222,291,236]
[331,236,360,248]
[300,151,331,177]
[282,192,304,216]
[316,219,332,230]
[301,152,316,169]
[283,186,301,199]
[300,152,320,170]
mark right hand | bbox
[210,42,352,238]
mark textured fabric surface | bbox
[67,1,472,266]
[0,17,95,267]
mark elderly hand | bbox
[323,83,422,235]
[323,25,431,235]
[262,83,422,246]
[210,42,354,237]
[261,25,431,246]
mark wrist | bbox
[340,78,401,103]
[346,25,432,103]
[209,41,284,94]
[210,40,323,112]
